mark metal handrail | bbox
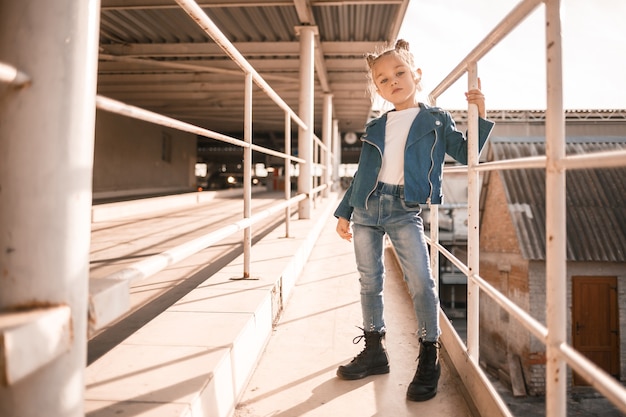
[0,62,31,86]
[91,0,335,332]
[95,95,306,164]
[428,0,543,104]
[98,193,307,284]
[444,149,626,173]
[174,0,308,131]
[427,0,626,415]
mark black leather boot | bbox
[406,338,441,401]
[336,329,389,380]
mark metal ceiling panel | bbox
[98,0,409,153]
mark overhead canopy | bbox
[98,0,410,150]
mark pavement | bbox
[233,199,474,417]
[84,190,475,417]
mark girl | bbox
[334,39,494,402]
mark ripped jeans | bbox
[351,182,440,342]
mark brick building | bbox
[478,135,626,395]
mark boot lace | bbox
[349,327,375,363]
[352,327,367,345]
[414,338,440,378]
[416,338,441,359]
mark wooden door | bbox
[572,276,620,385]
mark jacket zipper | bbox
[362,138,382,210]
[426,129,437,207]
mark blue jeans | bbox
[352,182,440,342]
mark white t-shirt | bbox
[377,106,420,185]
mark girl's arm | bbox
[443,111,495,165]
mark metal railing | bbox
[0,62,31,86]
[90,0,334,332]
[426,0,626,415]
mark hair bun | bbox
[395,39,410,51]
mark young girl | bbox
[334,39,494,402]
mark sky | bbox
[397,0,626,111]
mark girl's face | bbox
[372,53,421,110]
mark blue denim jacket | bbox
[334,103,495,220]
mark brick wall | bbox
[479,170,542,393]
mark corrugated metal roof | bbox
[97,0,409,147]
[490,137,626,262]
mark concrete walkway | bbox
[84,189,624,417]
[84,190,474,417]
[234,199,473,417]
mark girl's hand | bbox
[465,78,486,118]
[336,217,353,242]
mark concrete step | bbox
[84,193,338,417]
[0,306,71,386]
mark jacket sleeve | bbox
[443,112,495,165]
[334,172,356,220]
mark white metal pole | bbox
[295,25,317,219]
[332,119,340,191]
[544,0,567,415]
[284,113,292,237]
[314,137,320,200]
[0,0,101,415]
[466,63,480,363]
[322,94,333,198]
[242,72,253,278]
